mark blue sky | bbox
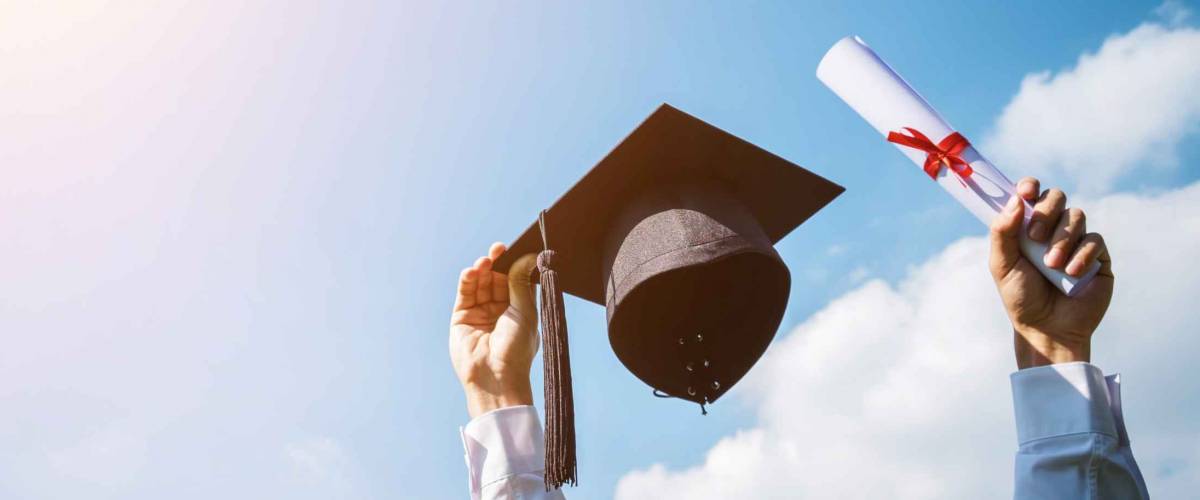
[2,1,1198,498]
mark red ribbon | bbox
[886,127,974,182]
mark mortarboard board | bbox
[492,104,843,489]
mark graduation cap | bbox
[493,104,843,489]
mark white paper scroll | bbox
[816,36,1098,296]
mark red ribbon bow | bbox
[886,127,974,182]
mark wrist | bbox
[1013,327,1090,369]
[464,382,534,419]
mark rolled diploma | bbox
[816,36,1098,296]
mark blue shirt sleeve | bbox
[1010,362,1149,499]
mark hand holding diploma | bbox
[817,36,1101,296]
[815,36,1115,366]
[989,177,1113,369]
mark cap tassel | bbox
[534,211,577,490]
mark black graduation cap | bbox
[493,104,843,489]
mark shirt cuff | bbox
[460,405,546,491]
[1010,362,1120,445]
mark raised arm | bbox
[449,243,565,499]
[989,178,1149,499]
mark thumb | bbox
[505,253,540,329]
[989,195,1025,282]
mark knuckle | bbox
[1051,225,1075,245]
[1039,189,1066,210]
[509,271,531,287]
[1036,191,1065,212]
[1055,209,1071,225]
[989,214,1014,234]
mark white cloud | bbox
[284,437,359,499]
[1155,0,1194,26]
[846,265,870,284]
[616,180,1200,499]
[46,423,148,489]
[286,437,348,481]
[983,10,1200,194]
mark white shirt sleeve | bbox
[460,405,566,500]
[1010,362,1149,499]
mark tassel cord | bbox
[536,211,577,490]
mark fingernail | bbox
[1044,248,1065,268]
[1028,221,1046,240]
[1006,196,1020,214]
[1065,259,1082,276]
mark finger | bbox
[453,267,479,311]
[989,195,1025,282]
[1016,177,1040,202]
[488,242,505,261]
[489,243,508,302]
[491,270,509,304]
[1027,187,1065,242]
[505,253,540,330]
[1065,232,1105,277]
[1098,242,1113,278]
[476,256,494,304]
[1044,207,1085,269]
